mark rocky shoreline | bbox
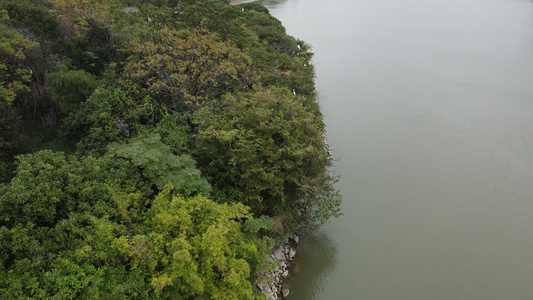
[257,234,299,299]
[228,2,332,298]
[255,130,332,299]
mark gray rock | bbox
[273,248,284,260]
[289,248,296,259]
[258,237,299,300]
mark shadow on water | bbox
[285,230,339,299]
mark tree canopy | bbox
[0,10,36,105]
[0,0,341,298]
[193,88,328,216]
[124,28,256,112]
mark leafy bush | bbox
[0,11,36,105]
[107,133,211,196]
[64,88,138,155]
[193,87,339,226]
[0,150,269,298]
[48,65,98,115]
[0,1,60,40]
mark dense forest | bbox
[0,0,341,298]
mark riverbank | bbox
[257,235,299,299]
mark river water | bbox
[257,0,533,299]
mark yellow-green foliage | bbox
[0,10,36,105]
[0,151,269,299]
[115,187,261,298]
[124,28,257,112]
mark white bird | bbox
[297,44,301,50]
[292,89,296,95]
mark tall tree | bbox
[115,188,268,299]
[193,87,340,227]
[124,28,257,112]
[0,10,37,105]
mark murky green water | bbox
[258,0,533,298]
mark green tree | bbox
[48,65,98,115]
[0,150,154,298]
[48,0,122,35]
[124,28,257,112]
[0,10,37,105]
[0,2,62,125]
[241,7,294,54]
[0,1,342,297]
[114,187,268,299]
[0,102,29,181]
[0,150,269,299]
[107,133,211,196]
[240,6,316,96]
[144,112,191,155]
[64,87,138,155]
[0,151,141,228]
[0,1,61,41]
[193,87,340,227]
[177,0,251,46]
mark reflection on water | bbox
[285,230,338,299]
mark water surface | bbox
[258,0,533,299]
